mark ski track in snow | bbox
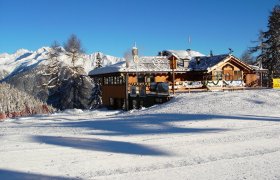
[0,89,280,180]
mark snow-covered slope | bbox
[0,89,280,179]
[0,47,124,80]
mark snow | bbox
[189,54,229,71]
[165,50,204,60]
[0,47,123,80]
[1,89,280,179]
[89,50,206,76]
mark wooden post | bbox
[125,73,129,111]
[168,55,177,95]
[172,64,175,95]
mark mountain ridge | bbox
[0,47,124,81]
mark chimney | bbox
[183,60,189,68]
[126,58,130,68]
[158,51,163,56]
[195,57,201,65]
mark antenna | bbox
[188,36,191,44]
[187,35,192,50]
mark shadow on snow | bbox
[31,113,280,156]
[0,169,75,180]
[33,136,170,156]
[48,113,280,136]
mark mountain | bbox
[0,47,124,110]
[0,47,124,81]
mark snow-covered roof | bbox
[162,50,204,60]
[89,56,189,76]
[89,49,205,76]
[189,54,229,71]
[189,54,253,72]
[249,65,268,72]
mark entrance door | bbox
[223,65,234,81]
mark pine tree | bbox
[251,4,280,85]
[89,80,102,109]
[263,5,280,78]
[95,52,103,68]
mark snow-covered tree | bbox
[42,41,63,89]
[0,83,55,119]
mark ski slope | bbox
[0,89,280,179]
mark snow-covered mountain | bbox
[0,47,124,80]
[0,47,123,110]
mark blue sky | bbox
[0,0,277,57]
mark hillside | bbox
[0,89,280,179]
[0,83,55,120]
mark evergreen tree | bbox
[95,52,103,68]
[264,5,280,78]
[251,4,280,85]
[89,79,102,109]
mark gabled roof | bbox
[189,54,253,72]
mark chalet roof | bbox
[89,56,187,76]
[89,51,254,76]
[189,54,253,72]
[162,50,204,60]
[189,54,229,71]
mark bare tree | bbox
[64,34,85,68]
[42,41,63,89]
[240,49,255,65]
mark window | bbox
[146,75,155,83]
[234,71,242,80]
[138,75,145,83]
[113,76,117,84]
[109,98,114,106]
[119,76,123,84]
[104,77,109,85]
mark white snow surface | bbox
[1,89,280,180]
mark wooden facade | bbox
[92,71,177,110]
[89,52,267,110]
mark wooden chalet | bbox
[185,54,267,90]
[89,56,185,110]
[89,49,266,110]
